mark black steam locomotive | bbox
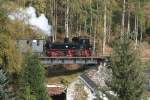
[45,36,92,57]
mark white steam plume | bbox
[8,6,52,36]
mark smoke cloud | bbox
[8,6,52,36]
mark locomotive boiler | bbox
[45,36,92,57]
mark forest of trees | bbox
[0,0,150,100]
[0,1,50,98]
[8,0,150,54]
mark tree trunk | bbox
[76,15,78,34]
[51,0,55,42]
[121,0,126,38]
[134,16,138,49]
[127,10,130,37]
[84,18,87,34]
[103,0,107,55]
[90,0,92,39]
[139,1,143,43]
[70,15,73,37]
[54,0,57,40]
[93,27,96,56]
[108,23,111,43]
[134,15,137,40]
[140,23,143,42]
[108,0,111,43]
[79,24,81,36]
[65,0,69,38]
[136,16,139,46]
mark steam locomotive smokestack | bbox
[64,37,69,43]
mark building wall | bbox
[17,40,31,53]
[32,40,44,53]
[17,39,44,53]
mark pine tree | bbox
[0,69,9,100]
[107,35,145,100]
[22,53,50,100]
[0,33,22,74]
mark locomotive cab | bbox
[78,36,91,49]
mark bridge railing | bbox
[39,56,109,65]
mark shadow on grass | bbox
[47,64,97,77]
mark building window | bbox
[27,40,29,44]
[37,40,40,46]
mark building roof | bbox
[79,74,97,93]
[47,84,65,96]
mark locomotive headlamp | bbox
[65,45,68,48]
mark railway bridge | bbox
[39,56,110,65]
[39,56,150,65]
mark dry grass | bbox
[140,42,150,59]
[104,41,150,59]
[63,64,80,70]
